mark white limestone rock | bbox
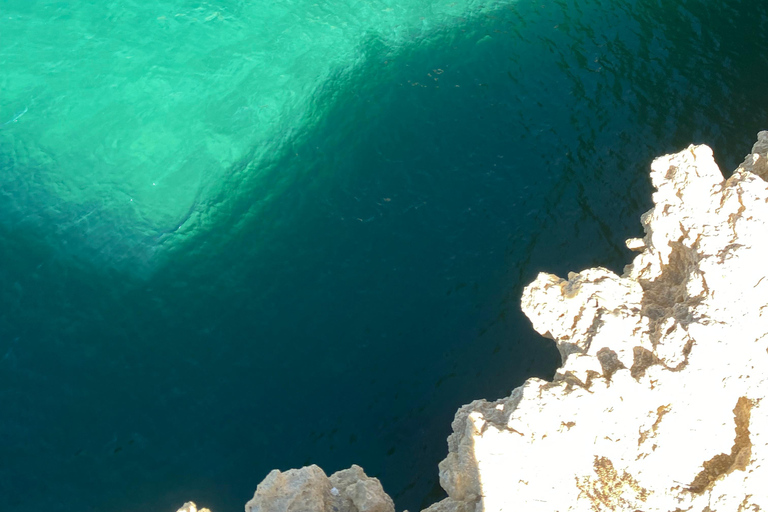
[245,464,394,512]
[432,132,768,512]
[176,502,211,512]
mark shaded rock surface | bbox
[244,465,394,512]
[177,132,768,512]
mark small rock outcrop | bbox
[244,465,394,512]
[176,132,768,512]
[176,502,211,512]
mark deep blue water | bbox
[1,1,768,511]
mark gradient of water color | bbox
[1,0,767,511]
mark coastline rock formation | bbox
[432,132,768,512]
[177,132,768,512]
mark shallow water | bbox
[1,0,767,511]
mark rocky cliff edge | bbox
[179,132,768,512]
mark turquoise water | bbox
[0,0,511,270]
[1,0,767,510]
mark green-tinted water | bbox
[1,0,509,270]
[1,1,768,511]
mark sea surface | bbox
[1,0,767,510]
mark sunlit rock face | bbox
[176,502,211,512]
[432,132,768,512]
